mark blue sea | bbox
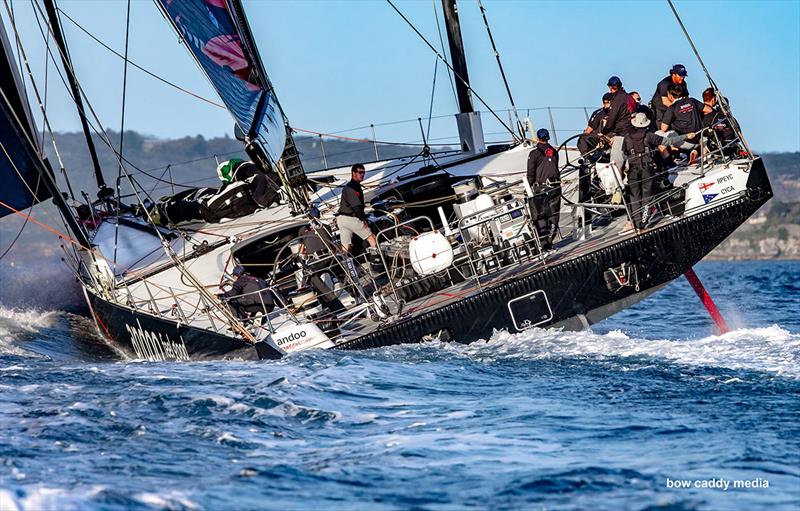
[0,261,798,510]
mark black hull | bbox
[85,159,772,360]
[338,159,772,350]
[85,290,278,361]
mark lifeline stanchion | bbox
[683,267,730,334]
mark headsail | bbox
[156,0,286,164]
[0,20,51,219]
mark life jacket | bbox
[626,129,653,167]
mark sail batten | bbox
[155,0,286,164]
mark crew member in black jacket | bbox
[527,129,561,249]
[623,113,692,231]
[219,265,274,321]
[601,76,635,169]
[650,64,689,124]
[578,92,612,155]
[337,163,377,253]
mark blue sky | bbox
[4,0,799,151]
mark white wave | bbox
[136,491,199,510]
[469,325,800,378]
[0,306,58,332]
[0,306,59,357]
[0,485,105,511]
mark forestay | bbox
[156,0,286,164]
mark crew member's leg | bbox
[640,165,654,226]
[337,216,355,253]
[307,272,346,313]
[610,136,627,169]
[546,184,562,241]
[627,163,644,229]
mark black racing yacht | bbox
[0,0,771,360]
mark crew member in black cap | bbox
[527,128,561,249]
[650,64,689,124]
[578,92,612,155]
[601,76,635,169]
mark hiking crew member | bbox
[623,113,694,231]
[337,164,377,253]
[701,87,736,148]
[219,265,274,321]
[659,84,712,163]
[527,128,561,249]
[578,93,612,155]
[651,64,689,124]
[601,76,635,169]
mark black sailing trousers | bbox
[627,161,653,229]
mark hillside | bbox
[0,133,797,295]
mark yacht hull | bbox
[84,159,772,360]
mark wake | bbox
[467,325,800,379]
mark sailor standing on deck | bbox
[600,76,635,170]
[527,128,561,250]
[623,113,694,231]
[337,163,377,253]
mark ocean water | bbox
[0,261,798,510]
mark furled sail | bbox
[0,20,51,219]
[156,0,286,164]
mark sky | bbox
[3,0,799,152]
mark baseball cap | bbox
[602,92,613,102]
[607,76,622,87]
[671,64,688,77]
[536,128,550,141]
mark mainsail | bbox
[0,19,51,218]
[156,0,286,165]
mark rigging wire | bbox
[56,6,226,110]
[425,56,438,141]
[665,0,752,158]
[385,0,519,142]
[3,0,75,199]
[475,0,522,138]
[113,0,132,270]
[28,1,260,340]
[432,0,458,107]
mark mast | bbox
[441,0,485,153]
[42,0,110,197]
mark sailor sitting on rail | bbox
[149,159,281,226]
[218,265,275,322]
[657,84,712,164]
